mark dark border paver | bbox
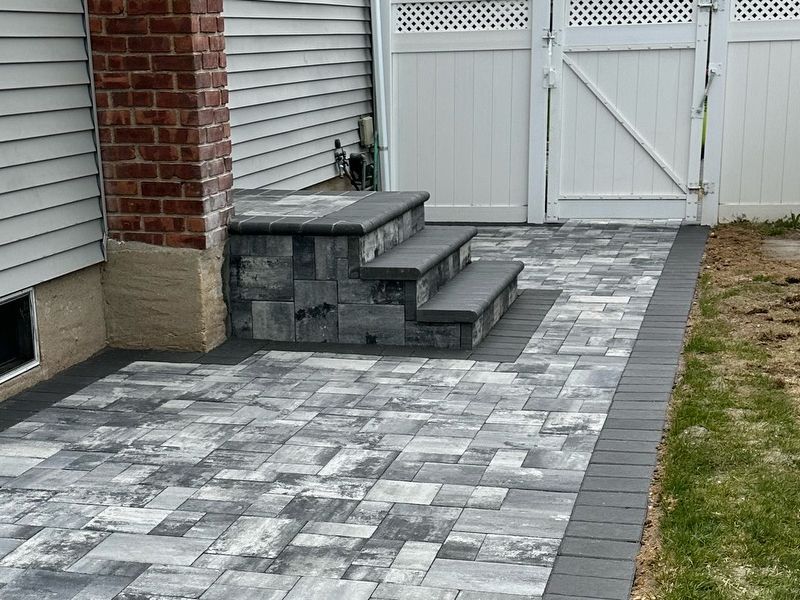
[543,224,709,600]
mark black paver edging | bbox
[543,224,709,600]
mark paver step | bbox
[417,260,524,324]
[360,226,477,279]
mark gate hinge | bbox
[697,0,720,11]
[689,182,714,195]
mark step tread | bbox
[417,260,524,323]
[360,226,477,279]
[230,190,429,235]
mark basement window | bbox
[0,290,39,384]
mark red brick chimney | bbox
[88,0,233,251]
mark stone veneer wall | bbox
[229,206,468,348]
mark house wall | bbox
[225,0,374,190]
[0,1,106,300]
[0,265,106,402]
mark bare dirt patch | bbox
[632,223,800,600]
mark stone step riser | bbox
[229,235,521,349]
[406,241,472,320]
[355,204,425,268]
[465,279,519,349]
[228,191,524,351]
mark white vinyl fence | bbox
[703,0,800,223]
[376,0,800,224]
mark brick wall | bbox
[89,0,233,250]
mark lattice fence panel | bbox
[734,0,800,21]
[569,0,695,26]
[394,0,529,33]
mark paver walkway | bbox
[0,221,685,599]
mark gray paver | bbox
[0,221,699,600]
[423,558,549,595]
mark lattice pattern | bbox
[569,0,695,26]
[734,0,800,21]
[394,0,529,33]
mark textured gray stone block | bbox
[293,236,315,279]
[338,280,404,305]
[229,235,292,257]
[314,237,348,280]
[294,281,338,342]
[339,305,405,345]
[229,302,253,338]
[253,302,295,342]
[405,322,461,349]
[230,256,293,301]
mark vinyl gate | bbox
[547,0,711,220]
[380,0,800,223]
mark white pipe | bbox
[371,0,392,190]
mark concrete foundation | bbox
[102,240,227,352]
[0,265,107,402]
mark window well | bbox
[0,290,39,384]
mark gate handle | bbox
[693,64,721,117]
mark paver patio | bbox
[0,221,689,599]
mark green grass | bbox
[654,274,800,599]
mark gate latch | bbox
[692,63,722,117]
[697,0,720,10]
[543,67,557,89]
[542,29,557,89]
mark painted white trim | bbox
[545,0,566,222]
[685,1,712,222]
[563,23,696,48]
[80,0,107,259]
[559,194,686,201]
[718,204,800,221]
[371,0,392,189]
[381,0,397,190]
[556,199,688,219]
[702,0,731,226]
[425,205,529,222]
[526,0,549,224]
[566,43,695,52]
[728,20,800,42]
[0,288,40,386]
[391,30,531,52]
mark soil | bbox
[630,224,800,600]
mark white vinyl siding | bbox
[0,0,105,298]
[225,0,373,190]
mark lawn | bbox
[634,219,800,600]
